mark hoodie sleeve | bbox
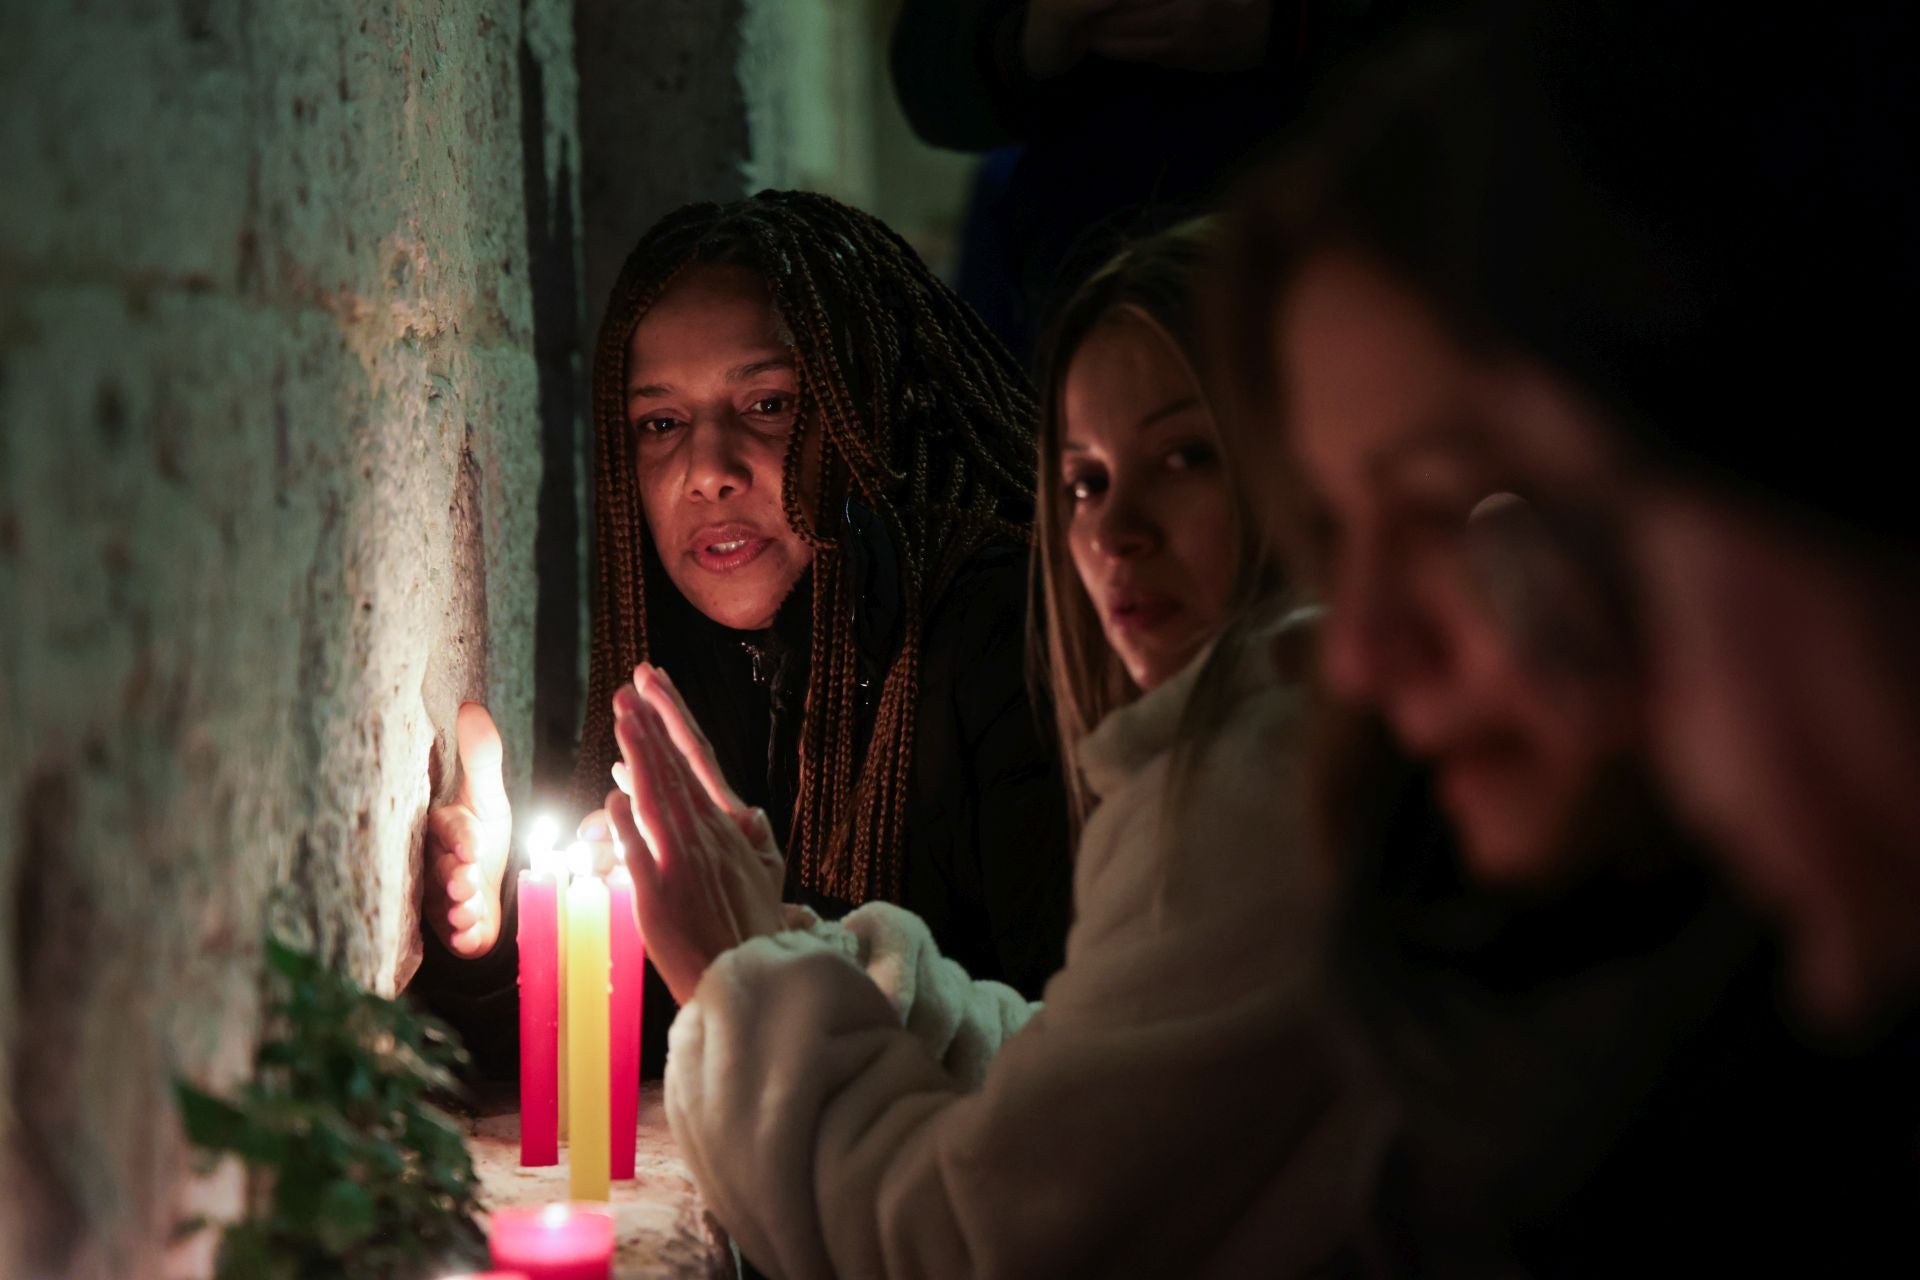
[666,679,1386,1279]
[784,901,1038,1087]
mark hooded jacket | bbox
[663,622,1387,1279]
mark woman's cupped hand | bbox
[605,663,788,1004]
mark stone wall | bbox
[0,1,574,1274]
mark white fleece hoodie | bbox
[664,628,1385,1279]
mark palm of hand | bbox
[607,665,790,1004]
[423,702,513,959]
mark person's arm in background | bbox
[408,702,522,1079]
[665,674,1378,1279]
[411,864,522,1079]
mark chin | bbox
[670,561,804,631]
[1450,798,1566,886]
[695,593,784,631]
[1122,640,1207,695]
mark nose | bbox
[1089,482,1161,562]
[682,416,751,503]
[1320,533,1438,708]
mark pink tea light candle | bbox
[489,1204,616,1280]
[517,816,566,1167]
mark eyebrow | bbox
[1061,396,1203,451]
[627,354,796,400]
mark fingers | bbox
[633,663,746,816]
[739,805,775,850]
[578,809,611,842]
[605,786,656,892]
[611,760,633,797]
[449,919,493,958]
[440,852,482,904]
[454,701,509,822]
[448,895,484,932]
[426,806,481,864]
[617,697,686,861]
[618,694,728,873]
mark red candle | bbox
[517,862,562,1167]
[607,866,644,1180]
[489,1205,615,1280]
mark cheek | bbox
[634,453,674,542]
[1177,480,1242,611]
[1064,517,1101,598]
[748,434,791,505]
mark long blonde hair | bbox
[1031,219,1287,834]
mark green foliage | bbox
[174,937,488,1279]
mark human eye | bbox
[746,393,795,417]
[632,413,685,436]
[1061,464,1107,505]
[1164,439,1218,472]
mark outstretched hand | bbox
[606,665,786,1004]
[422,702,513,958]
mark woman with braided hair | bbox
[603,221,1385,1278]
[415,190,1073,1075]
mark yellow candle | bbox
[565,844,611,1202]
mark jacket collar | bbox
[1078,610,1305,802]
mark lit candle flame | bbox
[566,841,597,879]
[527,813,561,860]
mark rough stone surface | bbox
[0,1,574,1274]
[575,0,750,342]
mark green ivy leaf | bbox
[262,937,315,983]
[177,931,483,1278]
[312,1179,376,1254]
[175,1084,250,1151]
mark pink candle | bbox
[438,1273,531,1280]
[489,1205,615,1280]
[517,866,561,1167]
[607,866,644,1181]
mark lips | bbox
[687,523,774,573]
[1104,589,1182,635]
[1423,730,1532,814]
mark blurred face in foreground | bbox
[1277,249,1638,882]
[1633,486,1920,1028]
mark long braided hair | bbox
[576,190,1040,904]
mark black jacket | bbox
[1326,739,1920,1276]
[891,0,1439,350]
[415,516,1073,1079]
